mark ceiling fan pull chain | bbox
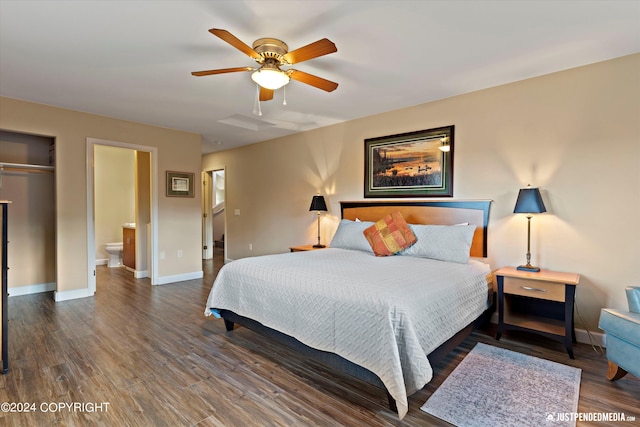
[282,85,287,106]
[253,84,262,116]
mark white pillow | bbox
[400,224,476,263]
[330,219,375,253]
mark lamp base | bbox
[312,244,326,248]
[517,264,541,272]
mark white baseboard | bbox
[96,258,108,266]
[576,328,606,347]
[155,270,204,285]
[123,266,148,278]
[134,270,149,279]
[54,287,94,302]
[8,282,56,297]
[488,312,606,347]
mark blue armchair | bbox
[598,286,640,380]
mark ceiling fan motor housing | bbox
[252,38,289,64]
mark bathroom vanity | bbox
[123,225,135,270]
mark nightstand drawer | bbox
[503,277,565,302]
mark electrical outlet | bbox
[234,209,241,216]
[178,249,183,257]
[249,243,253,251]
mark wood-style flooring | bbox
[1,248,638,426]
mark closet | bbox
[0,130,56,298]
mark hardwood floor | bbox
[1,249,638,426]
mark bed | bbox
[204,200,493,419]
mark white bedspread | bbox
[204,248,491,419]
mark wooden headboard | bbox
[340,200,491,258]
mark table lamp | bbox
[513,186,546,272]
[309,194,328,248]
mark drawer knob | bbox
[521,286,547,292]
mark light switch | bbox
[234,209,240,216]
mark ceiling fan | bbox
[192,29,338,102]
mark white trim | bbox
[202,171,212,260]
[86,137,159,296]
[86,140,96,294]
[202,167,227,261]
[54,287,94,302]
[155,270,204,286]
[8,282,56,297]
[133,269,149,279]
[123,266,148,278]
[577,329,606,348]
[96,258,108,266]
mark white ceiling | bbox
[1,1,638,154]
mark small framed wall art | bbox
[364,125,454,198]
[166,171,195,198]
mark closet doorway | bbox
[0,130,56,296]
[86,138,158,293]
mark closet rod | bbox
[0,162,54,172]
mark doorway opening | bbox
[86,138,158,293]
[202,169,225,260]
[0,130,56,296]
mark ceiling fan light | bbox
[251,69,290,90]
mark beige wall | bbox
[0,98,203,297]
[202,54,640,331]
[94,145,135,262]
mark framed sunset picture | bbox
[364,125,454,198]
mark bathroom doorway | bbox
[86,138,158,294]
[202,169,225,260]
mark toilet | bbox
[105,242,123,268]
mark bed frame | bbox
[219,199,492,412]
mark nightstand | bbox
[494,266,580,358]
[289,245,328,252]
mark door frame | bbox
[202,170,213,259]
[202,167,226,260]
[86,137,158,293]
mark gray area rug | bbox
[421,343,581,427]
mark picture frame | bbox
[166,171,195,198]
[364,125,454,198]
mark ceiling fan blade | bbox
[282,38,337,64]
[259,87,274,102]
[191,66,253,76]
[209,28,261,60]
[289,70,338,92]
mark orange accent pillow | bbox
[363,211,417,256]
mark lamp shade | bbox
[309,195,327,212]
[513,187,546,214]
